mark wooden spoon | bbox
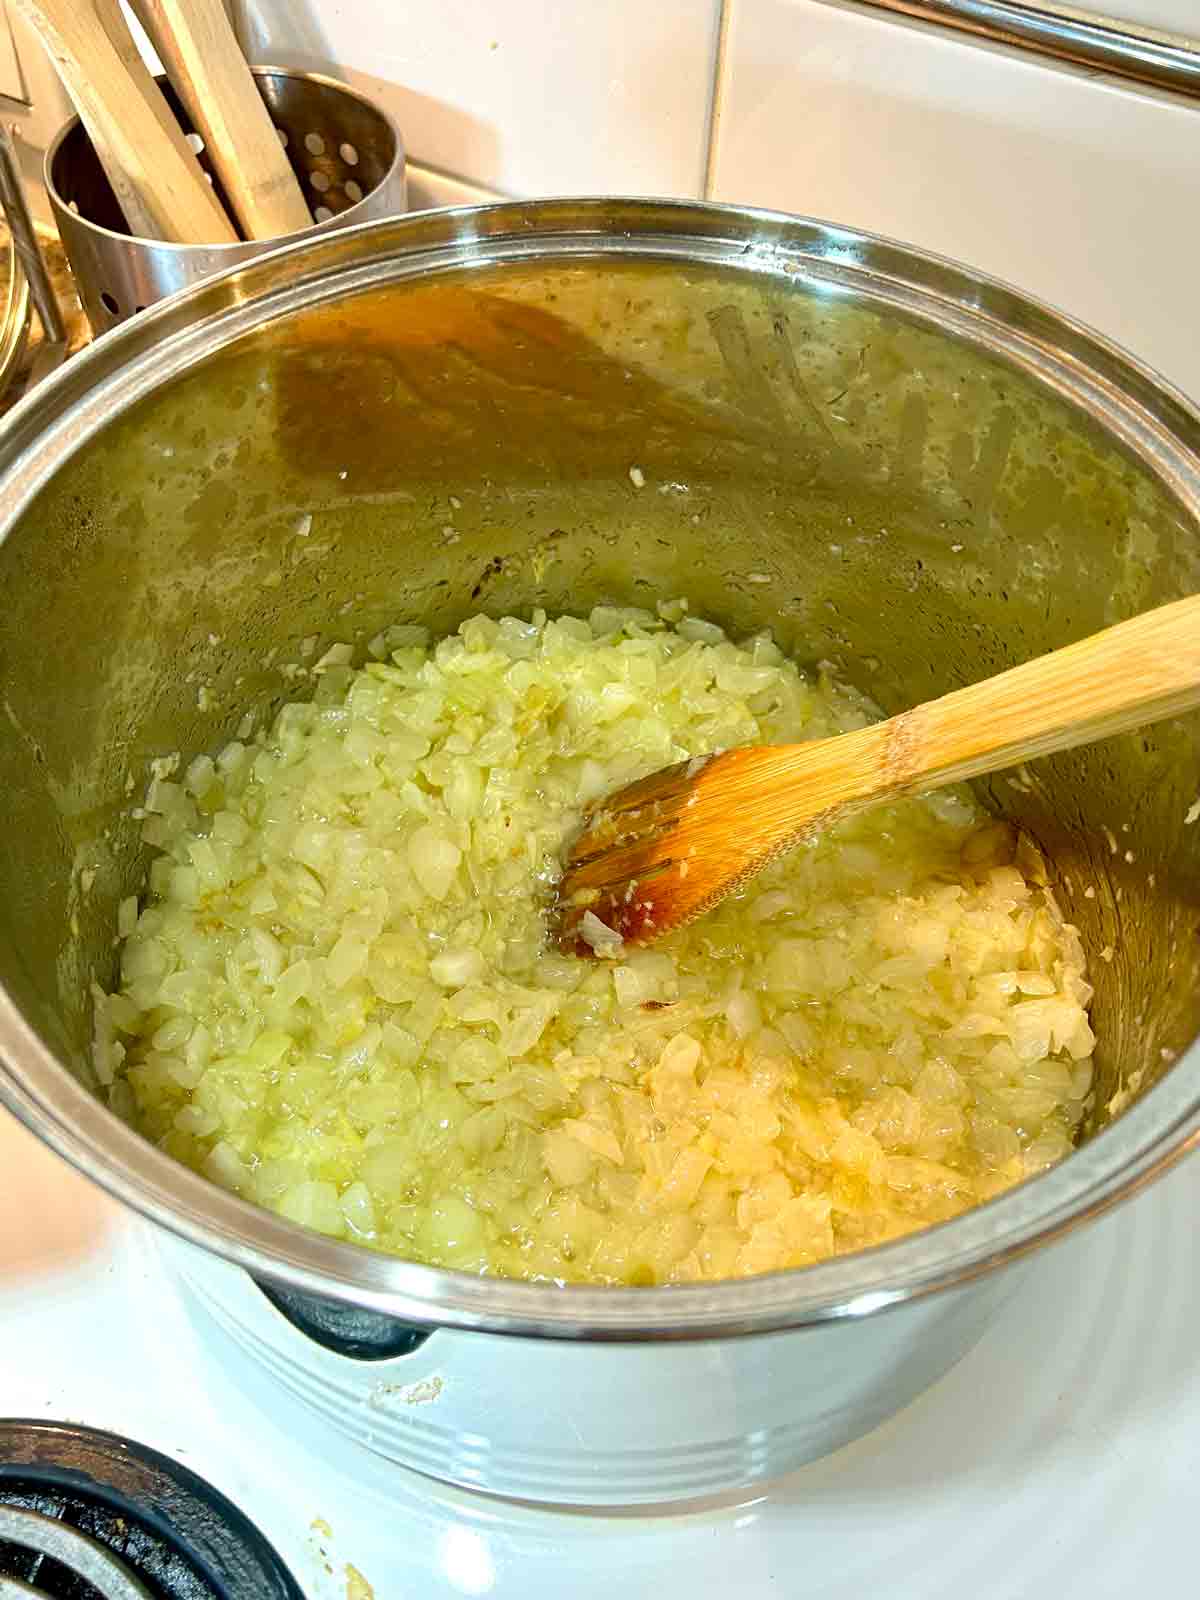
[15,0,235,243]
[127,0,313,241]
[554,593,1200,953]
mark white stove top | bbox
[3,1106,1198,1598]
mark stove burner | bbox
[0,1422,303,1600]
[0,1505,152,1597]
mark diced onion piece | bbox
[409,825,461,900]
[430,948,485,987]
[578,911,623,958]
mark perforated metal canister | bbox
[44,66,405,334]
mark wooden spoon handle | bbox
[555,593,1200,949]
[15,0,235,244]
[127,0,313,241]
[879,592,1200,793]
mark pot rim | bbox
[2,196,1199,1340]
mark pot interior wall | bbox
[3,255,1200,1137]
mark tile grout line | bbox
[702,0,735,200]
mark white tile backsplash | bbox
[232,0,723,199]
[709,0,1200,403]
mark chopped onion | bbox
[102,605,1096,1286]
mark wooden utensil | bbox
[555,593,1200,953]
[127,0,313,241]
[92,0,190,148]
[14,0,235,243]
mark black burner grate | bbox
[0,1423,303,1600]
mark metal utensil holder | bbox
[0,128,34,400]
[45,66,406,334]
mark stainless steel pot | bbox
[2,200,1199,1503]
